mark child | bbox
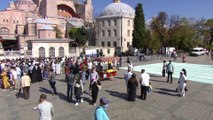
[74,74,84,106]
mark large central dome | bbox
[99,2,135,18]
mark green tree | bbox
[168,17,196,52]
[69,27,89,46]
[132,3,146,49]
[54,26,62,39]
[150,12,169,48]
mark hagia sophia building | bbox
[0,0,93,58]
[0,0,135,58]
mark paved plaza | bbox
[0,55,213,120]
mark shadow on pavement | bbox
[150,79,166,83]
[105,90,127,101]
[155,88,177,92]
[39,87,52,94]
[82,96,93,105]
[154,88,178,97]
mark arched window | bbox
[114,30,117,37]
[59,47,64,57]
[113,20,117,26]
[102,30,105,37]
[128,20,130,26]
[108,30,111,37]
[108,20,111,26]
[39,47,45,58]
[0,27,10,35]
[49,47,55,57]
[127,30,130,37]
[102,21,105,26]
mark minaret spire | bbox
[113,0,121,3]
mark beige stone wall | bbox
[0,10,26,35]
[38,30,56,39]
[32,42,69,57]
[96,16,134,52]
[69,47,115,57]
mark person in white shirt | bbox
[55,62,61,75]
[140,69,150,100]
[51,62,56,73]
[124,68,132,86]
[34,94,54,120]
[16,65,22,81]
[87,60,93,77]
[12,66,20,91]
[178,71,187,97]
[127,60,133,72]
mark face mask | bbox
[104,104,109,109]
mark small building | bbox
[26,25,71,58]
[95,0,135,53]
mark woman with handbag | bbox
[89,67,101,106]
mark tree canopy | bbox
[132,3,146,49]
[69,27,89,46]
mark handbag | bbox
[97,85,102,90]
[97,80,101,90]
[147,85,152,92]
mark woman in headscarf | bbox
[177,70,187,97]
[1,69,10,91]
[127,73,139,101]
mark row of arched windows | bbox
[39,47,64,58]
[0,27,10,35]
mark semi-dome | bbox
[99,2,135,18]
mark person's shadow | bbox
[105,90,127,100]
[39,87,52,94]
[154,88,178,96]
[15,90,25,99]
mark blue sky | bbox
[0,0,212,20]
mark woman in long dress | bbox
[127,73,138,101]
[178,70,187,97]
[1,69,10,90]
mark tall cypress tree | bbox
[132,3,146,49]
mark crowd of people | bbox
[0,55,190,120]
[124,59,188,103]
[0,56,112,120]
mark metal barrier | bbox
[4,50,21,59]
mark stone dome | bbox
[99,2,135,18]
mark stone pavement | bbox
[0,55,213,120]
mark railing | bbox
[2,50,32,59]
[4,50,21,59]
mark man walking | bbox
[21,72,31,99]
[33,94,54,120]
[140,69,150,100]
[167,60,174,84]
[66,69,75,101]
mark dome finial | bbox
[113,0,121,3]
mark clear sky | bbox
[0,0,212,20]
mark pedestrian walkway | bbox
[120,62,213,84]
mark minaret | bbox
[84,0,93,23]
[113,0,121,3]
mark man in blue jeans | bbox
[95,97,110,120]
[167,60,174,84]
[66,69,75,101]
